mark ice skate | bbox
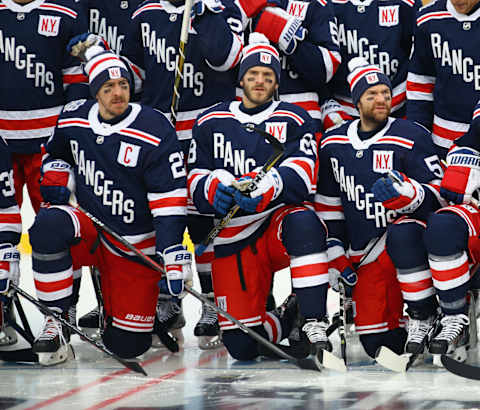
[0,300,17,347]
[194,293,222,350]
[430,313,469,366]
[78,306,103,340]
[152,295,185,348]
[33,315,74,366]
[405,311,437,355]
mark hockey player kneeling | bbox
[319,57,446,368]
[29,45,189,366]
[187,34,341,367]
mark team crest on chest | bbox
[378,5,399,27]
[373,150,393,173]
[38,15,61,37]
[118,141,141,167]
[265,122,287,143]
[287,1,309,19]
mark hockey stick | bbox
[337,281,347,366]
[170,0,194,126]
[74,205,346,372]
[441,355,480,380]
[10,284,147,376]
[196,126,285,256]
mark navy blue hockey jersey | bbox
[45,99,187,254]
[329,0,420,117]
[122,0,243,141]
[81,0,144,53]
[316,117,443,261]
[0,138,20,246]
[188,100,318,256]
[0,0,89,154]
[406,0,480,155]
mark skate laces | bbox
[198,302,217,326]
[407,316,435,344]
[302,319,328,344]
[435,314,469,341]
[38,316,66,345]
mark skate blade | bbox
[0,329,18,346]
[434,345,468,367]
[198,335,223,350]
[80,328,103,341]
[38,344,74,366]
[375,346,411,372]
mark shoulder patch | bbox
[63,99,87,112]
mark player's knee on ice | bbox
[29,208,76,252]
[360,328,407,358]
[103,325,152,359]
[222,328,265,361]
[281,209,327,255]
[424,213,468,256]
[386,222,427,268]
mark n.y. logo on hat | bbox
[108,67,121,79]
[366,73,379,84]
[260,52,272,64]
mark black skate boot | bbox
[429,313,470,364]
[33,311,74,366]
[194,293,222,350]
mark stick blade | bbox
[296,355,322,372]
[122,359,148,376]
[320,349,347,372]
[441,355,480,380]
[375,346,410,372]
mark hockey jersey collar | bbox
[160,0,187,14]
[2,0,45,13]
[228,101,281,124]
[88,103,141,136]
[346,117,395,150]
[349,0,375,7]
[446,0,480,21]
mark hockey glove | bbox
[192,0,224,17]
[67,33,109,61]
[327,238,357,297]
[204,169,236,215]
[371,170,425,213]
[0,245,20,294]
[320,99,353,132]
[254,7,307,55]
[440,146,480,204]
[237,0,281,18]
[232,167,283,213]
[162,245,193,297]
[40,159,75,205]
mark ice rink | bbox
[0,197,479,409]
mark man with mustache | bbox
[28,46,190,366]
[317,57,446,363]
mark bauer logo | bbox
[117,141,140,167]
[373,150,393,173]
[260,52,272,65]
[265,122,287,143]
[38,15,61,37]
[378,5,399,27]
[108,67,121,79]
